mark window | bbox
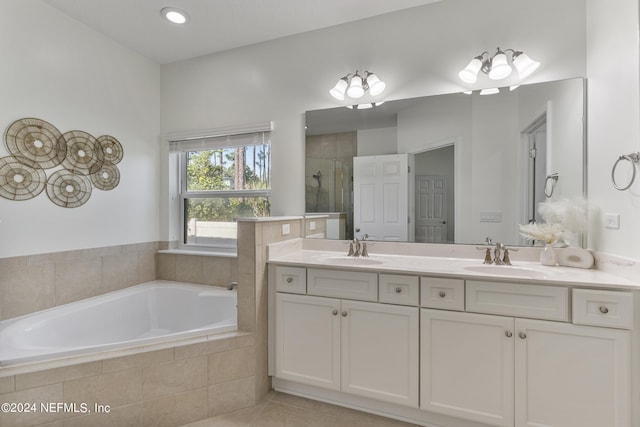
[170,124,271,250]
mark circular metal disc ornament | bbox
[97,135,124,165]
[91,164,120,191]
[4,118,66,169]
[0,156,46,201]
[46,170,92,208]
[61,130,104,175]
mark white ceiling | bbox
[42,0,441,64]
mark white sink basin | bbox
[463,264,549,279]
[323,256,385,266]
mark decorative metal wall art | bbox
[0,117,124,208]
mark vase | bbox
[540,243,558,266]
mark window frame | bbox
[169,123,272,252]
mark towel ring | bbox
[544,173,559,198]
[611,152,640,191]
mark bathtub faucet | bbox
[227,281,238,290]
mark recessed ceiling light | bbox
[161,7,189,24]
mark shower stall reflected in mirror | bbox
[305,132,355,240]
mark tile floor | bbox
[180,391,421,427]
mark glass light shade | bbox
[329,78,348,100]
[513,53,540,79]
[347,74,365,98]
[458,58,482,84]
[488,52,512,80]
[479,88,500,95]
[366,73,386,96]
[358,103,373,109]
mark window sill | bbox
[158,249,237,258]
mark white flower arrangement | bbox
[519,222,565,244]
[519,197,589,245]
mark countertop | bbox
[267,242,639,290]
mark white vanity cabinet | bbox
[421,280,632,427]
[273,267,420,407]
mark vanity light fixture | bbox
[345,101,385,110]
[479,88,500,96]
[458,48,540,84]
[161,7,189,24]
[330,71,386,101]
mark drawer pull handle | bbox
[332,309,339,316]
[505,330,513,338]
[519,332,527,340]
[439,291,446,298]
[342,311,348,317]
[286,277,293,283]
[599,306,609,314]
[395,287,402,293]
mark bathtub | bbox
[0,280,237,366]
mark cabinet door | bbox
[341,300,419,407]
[421,309,515,427]
[515,319,631,427]
[275,293,340,390]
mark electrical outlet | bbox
[309,221,316,231]
[282,223,291,235]
[604,213,620,229]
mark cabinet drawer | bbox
[379,274,419,306]
[307,269,378,301]
[421,277,465,311]
[573,289,633,329]
[274,266,307,294]
[466,281,569,321]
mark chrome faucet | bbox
[227,281,238,290]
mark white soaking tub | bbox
[0,280,237,366]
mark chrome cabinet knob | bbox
[519,332,527,340]
[600,306,609,314]
[286,277,293,283]
[439,291,446,298]
[332,309,338,316]
[341,311,348,317]
[395,287,402,293]
[505,330,513,338]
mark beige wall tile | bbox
[0,384,63,427]
[236,333,255,349]
[64,368,142,408]
[15,361,102,391]
[174,336,236,360]
[207,376,255,418]
[63,402,142,427]
[0,261,55,320]
[0,375,15,394]
[142,388,207,427]
[137,251,157,283]
[175,255,203,284]
[102,348,174,374]
[157,253,176,280]
[142,356,206,400]
[55,259,103,305]
[237,273,255,332]
[202,257,233,287]
[208,346,255,385]
[101,253,138,292]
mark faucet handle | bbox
[476,246,493,264]
[501,246,518,266]
[347,240,355,257]
[361,242,369,257]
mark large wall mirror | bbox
[305,78,585,247]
